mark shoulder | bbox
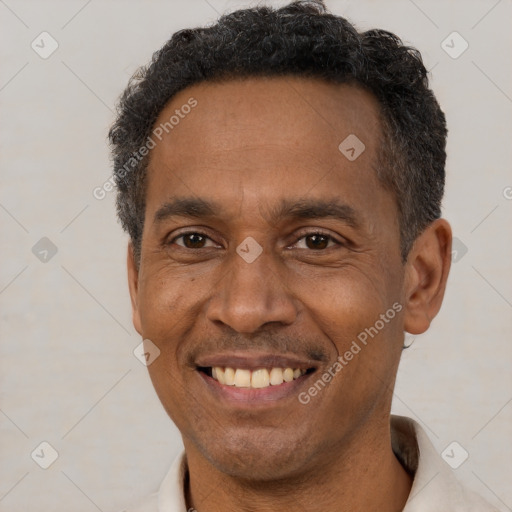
[391,415,500,512]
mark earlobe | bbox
[127,242,143,336]
[403,219,452,335]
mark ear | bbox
[127,242,143,336]
[403,219,452,335]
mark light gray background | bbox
[1,0,511,510]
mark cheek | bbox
[297,265,403,391]
[301,273,403,430]
[299,265,396,337]
[138,268,198,423]
[136,271,200,407]
[137,264,201,334]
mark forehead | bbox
[145,76,391,227]
[151,76,382,168]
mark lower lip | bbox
[198,371,313,406]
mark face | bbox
[128,77,423,480]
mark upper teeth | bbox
[211,367,306,388]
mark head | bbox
[109,0,451,481]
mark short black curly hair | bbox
[109,0,447,267]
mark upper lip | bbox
[195,352,319,371]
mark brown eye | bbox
[173,232,214,249]
[184,233,206,248]
[304,234,330,250]
[291,231,341,251]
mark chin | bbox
[194,426,317,482]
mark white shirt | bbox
[123,415,498,511]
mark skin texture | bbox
[127,77,452,512]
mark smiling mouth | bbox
[198,366,315,389]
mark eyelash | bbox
[169,229,344,250]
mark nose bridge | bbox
[207,247,297,333]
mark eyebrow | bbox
[267,198,360,229]
[153,196,361,228]
[154,197,220,223]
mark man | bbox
[109,1,498,510]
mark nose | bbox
[206,248,298,334]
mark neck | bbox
[184,418,413,512]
